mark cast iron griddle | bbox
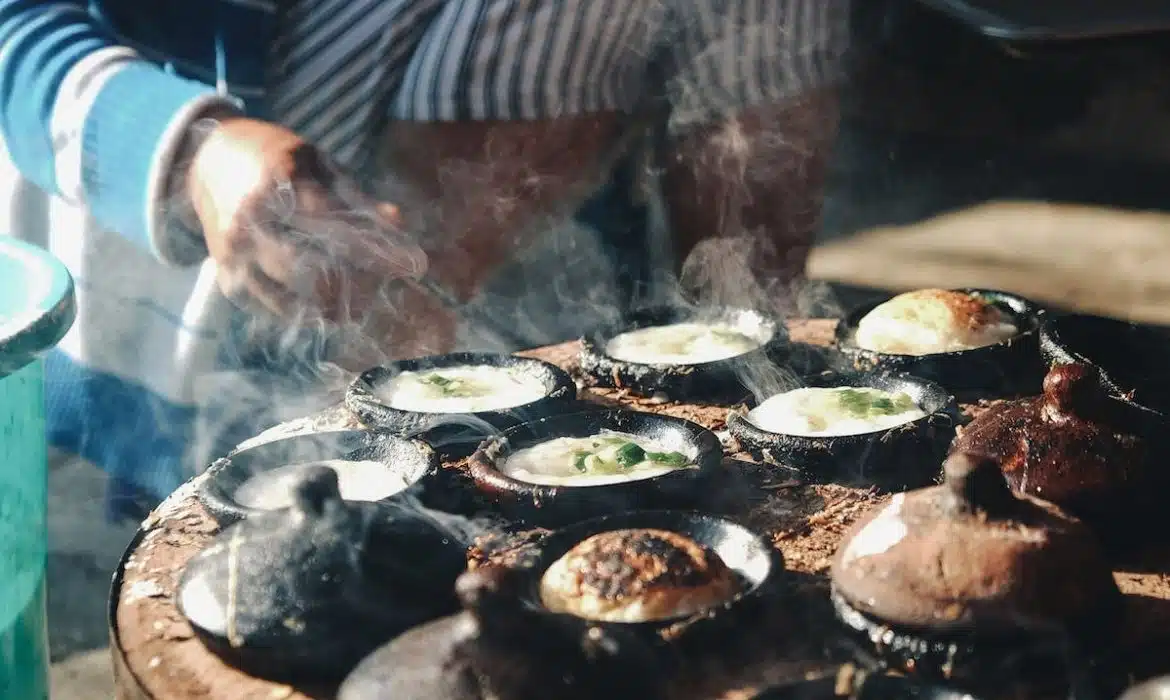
[917,0,1170,40]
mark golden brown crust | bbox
[558,529,733,601]
[889,289,1005,332]
[539,529,743,622]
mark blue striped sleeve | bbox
[0,1,239,265]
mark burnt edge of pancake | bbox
[561,529,731,601]
[909,289,1006,332]
[835,289,1046,399]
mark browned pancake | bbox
[880,289,1004,332]
[855,289,1017,355]
[540,529,741,623]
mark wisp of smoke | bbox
[372,492,493,550]
[160,4,852,514]
[733,354,803,405]
[679,235,773,313]
[460,216,628,352]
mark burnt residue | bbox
[830,453,1122,688]
[728,371,961,491]
[833,288,1047,400]
[579,306,828,403]
[467,528,553,571]
[467,410,723,527]
[197,429,438,527]
[346,352,579,446]
[560,529,730,601]
[951,362,1149,531]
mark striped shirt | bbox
[0,0,850,514]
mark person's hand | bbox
[181,116,424,316]
[176,116,455,365]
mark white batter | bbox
[605,321,765,365]
[234,459,412,510]
[377,365,549,413]
[854,289,1018,356]
[748,387,927,437]
[500,431,696,487]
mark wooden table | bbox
[110,321,1170,700]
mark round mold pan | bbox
[346,352,578,452]
[579,306,824,403]
[467,409,723,527]
[833,288,1047,399]
[176,495,467,683]
[516,510,783,642]
[829,586,1119,688]
[727,371,960,491]
[1039,313,1170,438]
[197,429,437,527]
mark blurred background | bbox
[49,0,1170,695]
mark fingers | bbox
[221,231,420,327]
[222,252,351,323]
[217,248,459,371]
[302,207,428,281]
[217,261,298,318]
[211,152,430,326]
[317,173,429,280]
[227,198,376,312]
[248,198,427,287]
[374,201,402,228]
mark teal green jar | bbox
[0,237,76,699]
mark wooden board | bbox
[809,202,1170,327]
[111,320,1170,700]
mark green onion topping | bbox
[644,451,690,467]
[572,451,589,472]
[614,442,647,468]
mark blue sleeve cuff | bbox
[81,64,239,266]
[0,2,106,196]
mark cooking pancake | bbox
[499,431,695,487]
[540,528,741,623]
[605,322,763,365]
[854,289,1018,356]
[748,386,927,437]
[377,365,548,414]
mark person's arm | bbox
[0,0,240,264]
[661,0,851,301]
[0,1,430,367]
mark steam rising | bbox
[403,413,503,452]
[149,3,853,515]
[372,493,491,552]
[147,13,1101,696]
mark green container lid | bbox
[0,238,76,378]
